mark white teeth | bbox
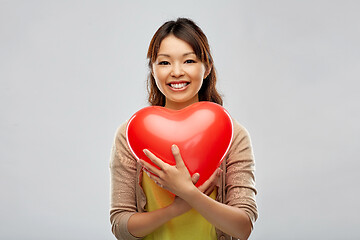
[170,83,188,89]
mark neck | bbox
[165,98,199,110]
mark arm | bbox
[128,168,220,238]
[139,122,257,240]
[109,124,140,240]
[110,124,191,239]
[110,123,219,239]
[127,193,191,237]
[185,121,258,240]
[181,184,252,239]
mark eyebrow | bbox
[157,52,196,57]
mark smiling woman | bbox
[151,35,208,110]
[110,18,258,240]
[146,18,222,108]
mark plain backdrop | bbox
[1,0,359,239]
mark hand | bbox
[170,173,199,216]
[171,167,222,215]
[138,143,223,198]
[165,168,222,216]
[198,167,222,196]
[138,144,194,197]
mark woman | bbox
[110,18,258,240]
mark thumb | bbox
[191,173,200,184]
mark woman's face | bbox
[152,35,209,110]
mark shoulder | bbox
[231,118,252,142]
[226,118,254,158]
[112,120,131,148]
[114,121,129,138]
[111,120,137,165]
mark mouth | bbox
[167,82,190,90]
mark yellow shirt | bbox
[142,171,217,240]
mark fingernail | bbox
[143,149,147,155]
[171,144,177,151]
[144,169,150,177]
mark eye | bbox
[158,61,170,65]
[185,59,196,64]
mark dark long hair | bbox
[147,18,223,106]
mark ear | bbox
[204,64,212,79]
[150,65,154,77]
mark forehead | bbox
[157,35,194,55]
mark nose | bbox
[170,63,184,78]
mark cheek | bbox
[153,76,164,92]
[193,65,206,80]
[153,67,167,83]
[152,69,166,93]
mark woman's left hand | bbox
[138,144,197,198]
[138,145,252,240]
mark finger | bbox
[203,177,217,195]
[171,144,185,167]
[143,149,167,170]
[199,168,222,193]
[191,173,200,184]
[206,168,222,184]
[143,168,163,187]
[138,159,162,177]
[203,179,218,195]
[204,183,216,195]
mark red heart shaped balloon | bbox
[126,102,233,186]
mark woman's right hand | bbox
[170,168,223,216]
[127,167,223,238]
[169,173,199,216]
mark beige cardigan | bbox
[109,119,258,240]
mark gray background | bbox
[1,0,359,239]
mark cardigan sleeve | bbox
[225,120,258,227]
[109,122,142,240]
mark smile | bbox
[168,82,190,90]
